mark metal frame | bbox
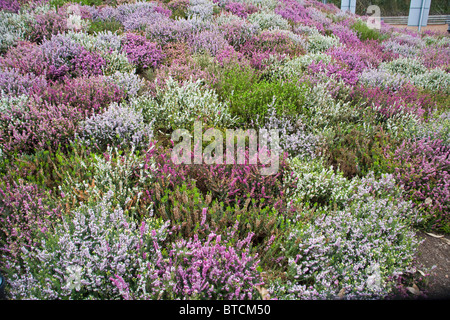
[408,0,432,31]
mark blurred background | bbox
[326,0,449,16]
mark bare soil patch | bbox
[415,231,450,299]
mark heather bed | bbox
[0,0,449,300]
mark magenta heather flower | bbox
[0,0,21,13]
[0,100,83,154]
[0,68,47,97]
[308,60,359,86]
[122,33,165,70]
[388,137,450,231]
[0,41,47,77]
[225,2,258,18]
[40,75,125,117]
[70,48,106,77]
[112,230,263,300]
[0,181,61,261]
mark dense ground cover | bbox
[0,0,449,300]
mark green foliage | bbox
[58,146,153,219]
[351,19,382,41]
[323,121,397,178]
[151,182,295,268]
[215,64,309,124]
[0,142,95,192]
[88,19,123,35]
[48,0,103,8]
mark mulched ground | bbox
[390,24,449,34]
[415,231,450,299]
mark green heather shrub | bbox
[88,19,123,34]
[351,19,382,41]
[215,64,309,123]
[60,146,154,218]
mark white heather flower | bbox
[66,265,83,292]
[366,263,381,291]
[67,14,83,30]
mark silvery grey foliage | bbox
[0,11,33,53]
[411,68,450,94]
[81,102,153,150]
[135,77,237,130]
[247,11,290,31]
[105,71,145,97]
[359,68,408,90]
[61,146,156,216]
[188,0,216,20]
[270,196,420,299]
[261,104,320,159]
[380,57,427,77]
